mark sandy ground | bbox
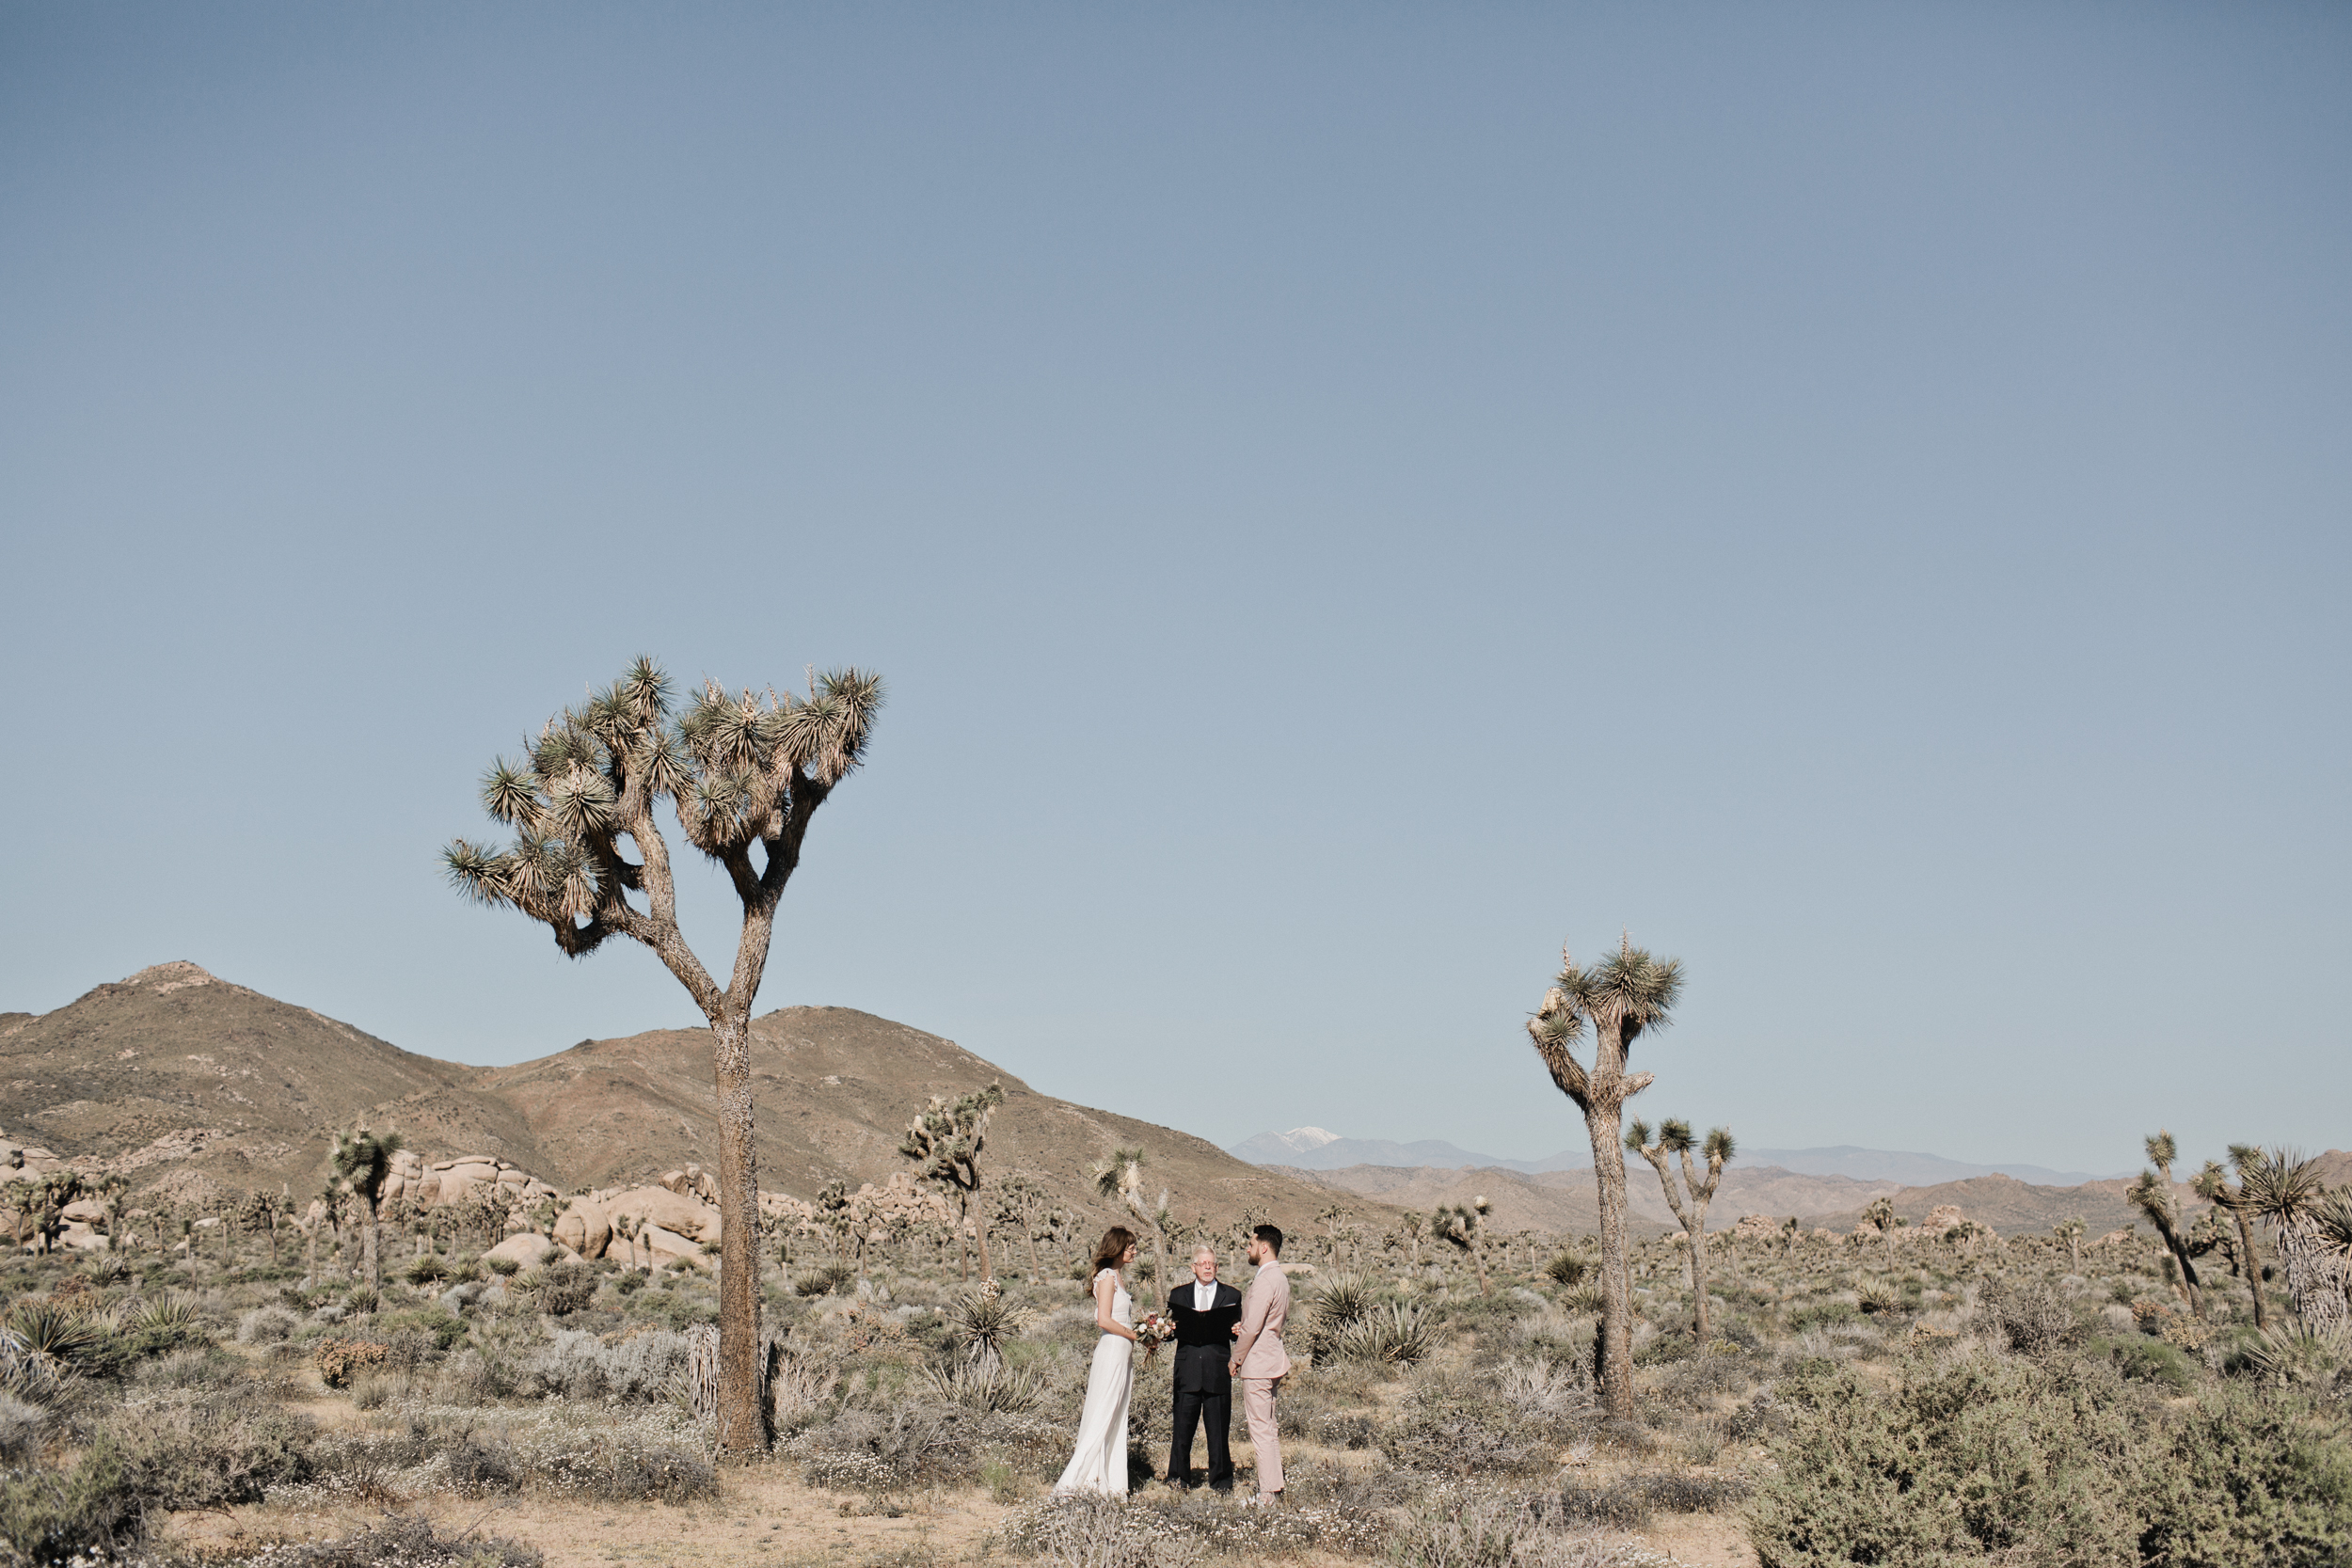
[157,1470,1759,1568]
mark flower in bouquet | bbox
[1133,1310,1176,1362]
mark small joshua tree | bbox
[1524,934,1684,1419]
[1863,1196,1901,1264]
[2055,1216,2087,1276]
[2195,1148,2272,1330]
[900,1084,1007,1285]
[2128,1131,2217,1316]
[1092,1145,1172,1295]
[329,1128,404,1294]
[1430,1197,1493,1294]
[1628,1118,1733,1340]
[445,656,882,1451]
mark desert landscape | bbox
[4,961,2347,1567]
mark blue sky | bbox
[4,4,2345,1176]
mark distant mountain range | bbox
[1228,1128,2122,1187]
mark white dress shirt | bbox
[1193,1278,1216,1310]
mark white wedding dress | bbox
[1052,1267,1135,1495]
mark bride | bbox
[1053,1226,1141,1495]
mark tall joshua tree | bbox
[2192,1156,2266,1329]
[900,1084,1006,1286]
[2233,1147,2350,1332]
[2054,1216,2087,1276]
[1628,1118,1733,1341]
[446,656,882,1450]
[1430,1197,1493,1294]
[1525,933,1685,1418]
[329,1127,404,1294]
[1092,1145,1171,1295]
[2127,1131,2217,1316]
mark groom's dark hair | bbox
[1252,1224,1283,1256]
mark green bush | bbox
[2090,1333,2198,1392]
[0,1438,140,1566]
[1751,1349,2352,1568]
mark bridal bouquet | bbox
[1133,1310,1175,1363]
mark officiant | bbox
[1166,1243,1244,1491]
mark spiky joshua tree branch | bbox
[444,656,882,1452]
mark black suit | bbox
[1166,1280,1244,1490]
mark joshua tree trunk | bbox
[360,1197,381,1292]
[2230,1205,2267,1329]
[1581,1099,1642,1413]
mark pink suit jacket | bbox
[1229,1261,1292,1380]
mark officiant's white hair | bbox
[1192,1244,1217,1260]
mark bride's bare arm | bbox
[1094,1272,1137,1340]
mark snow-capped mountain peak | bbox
[1277,1127,1340,1151]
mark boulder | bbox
[1923,1204,1967,1236]
[60,1199,104,1225]
[640,1223,709,1271]
[552,1198,612,1260]
[1732,1214,1780,1239]
[604,1186,721,1245]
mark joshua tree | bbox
[1863,1196,1901,1264]
[1525,934,1685,1419]
[329,1128,405,1294]
[2233,1147,2349,1332]
[999,1172,1049,1285]
[2188,1159,2267,1329]
[445,656,882,1451]
[1430,1197,1493,1294]
[1092,1145,1171,1295]
[2054,1216,2087,1275]
[900,1084,1006,1285]
[2127,1131,2217,1316]
[1628,1118,1734,1341]
[1401,1210,1428,1270]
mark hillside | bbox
[0,964,1364,1236]
[1280,1161,1904,1238]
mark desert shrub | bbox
[1491,1355,1593,1425]
[516,1327,693,1402]
[1854,1279,1901,1316]
[1553,1471,1749,1528]
[1654,1348,1754,1402]
[485,1255,521,1277]
[516,1259,598,1316]
[1631,1331,1693,1366]
[132,1344,247,1390]
[374,1305,469,1354]
[109,1390,315,1510]
[2135,1386,2352,1568]
[790,1402,977,1496]
[237,1514,545,1568]
[237,1306,299,1344]
[1980,1275,2083,1357]
[2089,1333,2199,1392]
[1786,1301,1858,1332]
[403,1254,452,1286]
[0,1391,49,1465]
[314,1337,390,1387]
[1383,1484,1619,1568]
[0,1437,141,1566]
[445,1429,522,1494]
[1750,1353,2149,1566]
[1383,1377,1554,1477]
[1002,1490,1389,1565]
[343,1287,379,1315]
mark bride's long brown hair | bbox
[1088,1226,1137,1289]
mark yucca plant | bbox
[3,1303,98,1366]
[1332,1301,1437,1368]
[1524,933,1686,1418]
[446,657,882,1452]
[921,1358,1047,1413]
[2232,1147,2347,1333]
[945,1289,1033,1372]
[1543,1251,1589,1289]
[1628,1117,1734,1341]
[1089,1146,1170,1296]
[2241,1321,2350,1394]
[131,1291,202,1338]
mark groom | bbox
[1166,1244,1244,1491]
[1228,1224,1291,1504]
